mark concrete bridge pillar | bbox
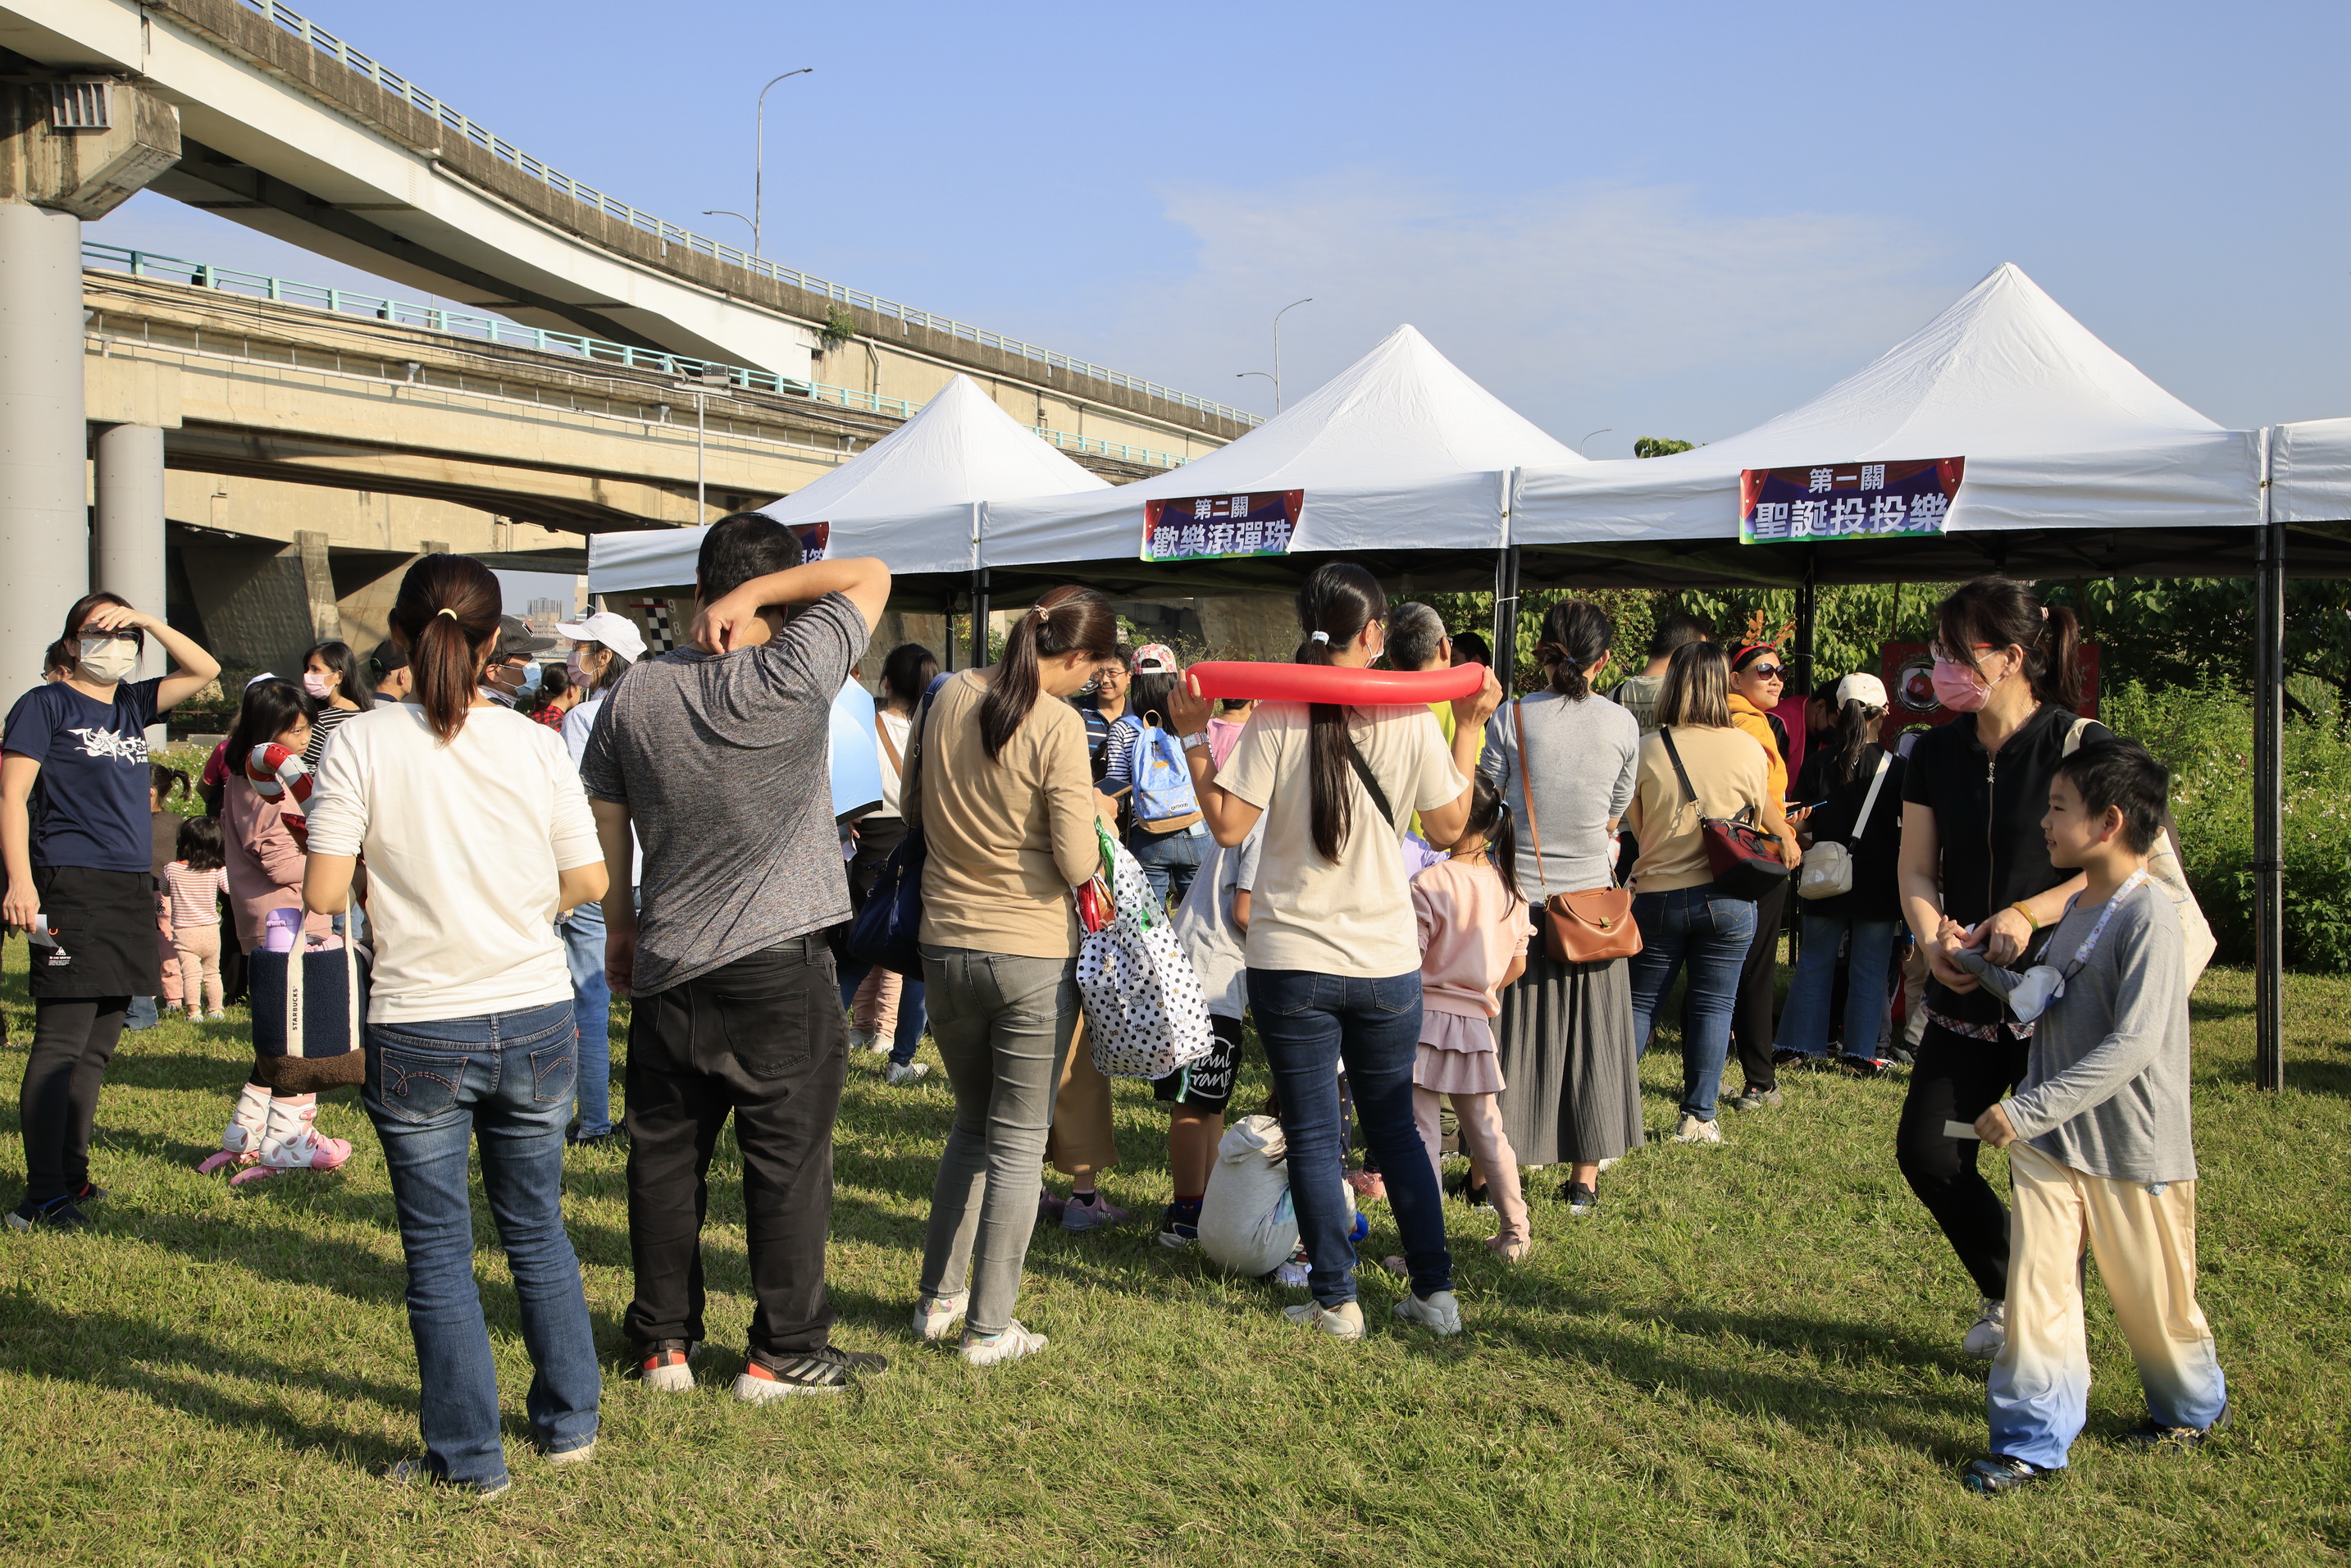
[0,201,89,690]
[92,421,168,668]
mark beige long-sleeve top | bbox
[909,669,1100,959]
[1624,722,1771,893]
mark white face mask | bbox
[75,636,138,685]
[2003,964,2067,1023]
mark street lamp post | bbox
[677,366,731,517]
[1235,370,1275,404]
[754,68,814,256]
[1271,298,1312,412]
[701,209,756,248]
[1579,428,1613,456]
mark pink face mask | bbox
[1930,657,1996,713]
[301,672,335,700]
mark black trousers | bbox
[21,997,129,1202]
[1728,879,1790,1093]
[1894,1019,2032,1301]
[622,937,849,1357]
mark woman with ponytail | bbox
[302,553,608,1492]
[1774,672,1907,1071]
[908,584,1119,1366]
[1477,598,1643,1215]
[1169,563,1501,1341]
[1893,577,2107,1363]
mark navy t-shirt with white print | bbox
[2,678,162,873]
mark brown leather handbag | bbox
[1511,698,1642,964]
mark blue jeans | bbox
[836,959,927,1067]
[1775,914,1900,1060]
[1246,968,1451,1307]
[1626,885,1758,1123]
[558,905,613,1135]
[1128,823,1205,913]
[362,999,599,1491]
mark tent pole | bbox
[1794,558,1818,694]
[1788,560,1817,974]
[971,568,991,669]
[1491,545,1519,691]
[2253,480,2285,1090]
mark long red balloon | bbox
[1183,660,1489,704]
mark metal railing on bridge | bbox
[81,242,1196,470]
[216,0,1262,431]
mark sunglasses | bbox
[1747,663,1786,680]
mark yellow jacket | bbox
[1726,693,1788,814]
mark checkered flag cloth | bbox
[636,600,675,654]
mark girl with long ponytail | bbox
[909,583,1119,1366]
[1167,563,1501,1342]
[298,552,609,1489]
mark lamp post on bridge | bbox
[701,210,756,248]
[676,365,731,519]
[754,69,814,257]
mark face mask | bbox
[2002,964,2067,1023]
[302,672,335,700]
[513,662,544,700]
[566,652,590,681]
[74,636,138,685]
[1930,656,1998,713]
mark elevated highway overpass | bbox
[0,0,1255,681]
[79,245,1201,672]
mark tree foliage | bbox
[1633,436,1696,458]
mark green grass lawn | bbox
[2,944,2348,1566]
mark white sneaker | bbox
[847,1028,881,1053]
[1671,1114,1723,1146]
[1282,1300,1366,1341]
[913,1292,968,1342]
[885,1060,929,1086]
[633,1339,699,1392]
[1963,1298,2007,1360]
[961,1320,1048,1366]
[545,1438,595,1466]
[1392,1289,1464,1337]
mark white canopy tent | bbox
[586,373,1110,593]
[1512,262,2261,567]
[976,324,1581,577]
[2271,417,2351,526]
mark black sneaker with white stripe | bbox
[733,1344,890,1402]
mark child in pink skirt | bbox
[1410,775,1533,1259]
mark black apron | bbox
[30,864,160,1000]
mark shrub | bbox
[2103,681,2351,971]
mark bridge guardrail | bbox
[219,0,1261,431]
[82,242,1194,470]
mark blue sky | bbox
[92,0,2351,457]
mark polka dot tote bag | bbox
[1078,823,1215,1080]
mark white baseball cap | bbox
[1835,672,1890,709]
[556,610,648,665]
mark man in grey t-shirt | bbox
[581,513,891,1402]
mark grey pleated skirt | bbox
[1493,942,1643,1165]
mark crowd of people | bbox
[1,533,2225,1499]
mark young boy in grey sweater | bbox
[1938,737,2227,1494]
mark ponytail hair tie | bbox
[436,608,458,621]
[1310,631,1331,645]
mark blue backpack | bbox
[1130,723,1199,824]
